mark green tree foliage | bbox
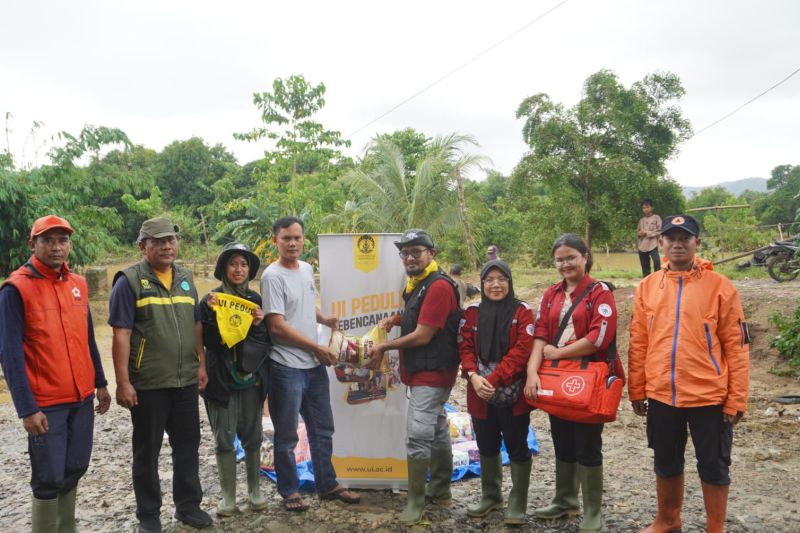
[512,70,691,249]
[369,128,433,193]
[770,305,800,372]
[0,125,131,274]
[342,133,485,252]
[752,164,800,226]
[154,137,238,217]
[686,187,735,224]
[687,187,772,253]
[234,74,350,180]
[222,75,351,261]
[87,144,158,243]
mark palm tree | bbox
[321,199,385,234]
[343,133,488,267]
[431,133,488,270]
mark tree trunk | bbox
[583,171,591,248]
[455,164,479,270]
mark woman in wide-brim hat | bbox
[200,242,270,517]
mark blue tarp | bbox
[249,403,539,491]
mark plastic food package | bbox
[447,412,474,443]
[452,450,470,469]
[329,325,388,369]
[452,440,481,463]
[260,418,310,470]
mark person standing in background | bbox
[637,199,662,277]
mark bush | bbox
[770,304,800,369]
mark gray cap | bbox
[394,229,435,249]
[138,217,179,242]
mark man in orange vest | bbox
[0,215,111,532]
[629,214,750,533]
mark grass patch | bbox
[714,265,770,281]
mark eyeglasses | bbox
[399,248,428,260]
[483,276,509,285]
[554,255,581,266]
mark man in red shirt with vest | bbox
[0,215,111,533]
[368,229,461,526]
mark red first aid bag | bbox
[527,357,623,423]
[526,281,624,423]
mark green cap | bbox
[137,217,179,242]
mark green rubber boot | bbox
[505,458,532,525]
[425,448,453,505]
[400,457,429,526]
[534,459,580,519]
[577,464,604,532]
[32,496,59,533]
[467,454,503,517]
[57,487,77,533]
[245,449,269,511]
[215,452,239,517]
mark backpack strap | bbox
[551,282,597,346]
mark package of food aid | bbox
[329,325,388,369]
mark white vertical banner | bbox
[318,234,408,489]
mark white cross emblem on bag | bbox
[562,376,585,396]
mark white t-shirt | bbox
[261,260,319,369]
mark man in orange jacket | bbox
[0,215,111,532]
[628,214,750,533]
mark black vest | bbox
[400,270,461,373]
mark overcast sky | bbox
[2,0,798,187]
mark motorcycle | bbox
[764,239,800,282]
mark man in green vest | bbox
[109,217,211,533]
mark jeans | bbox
[29,397,94,499]
[639,248,661,277]
[406,385,452,459]
[472,404,531,463]
[268,361,337,497]
[130,385,203,520]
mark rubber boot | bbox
[467,454,503,517]
[639,474,684,533]
[32,496,59,533]
[400,457,429,526]
[577,464,604,532]
[425,448,453,505]
[245,449,269,511]
[701,481,729,533]
[57,487,77,533]
[505,457,532,525]
[215,452,238,517]
[534,459,580,519]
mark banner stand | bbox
[318,233,408,490]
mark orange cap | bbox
[30,215,74,239]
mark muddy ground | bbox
[0,273,798,532]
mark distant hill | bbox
[683,177,768,198]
